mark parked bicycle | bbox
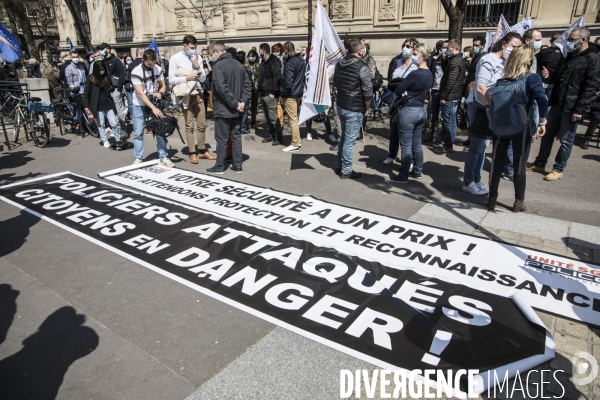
[371,77,390,122]
[53,87,99,138]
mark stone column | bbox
[271,1,287,32]
[223,1,237,34]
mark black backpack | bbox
[456,106,470,130]
[372,68,383,91]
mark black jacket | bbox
[387,54,403,82]
[281,54,305,98]
[104,54,126,90]
[439,53,467,101]
[212,52,252,119]
[536,45,565,85]
[334,54,373,114]
[549,44,600,114]
[83,78,117,120]
[463,51,486,96]
[258,54,281,96]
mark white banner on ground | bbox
[554,16,585,57]
[100,166,600,327]
[298,0,345,124]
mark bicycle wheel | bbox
[31,112,50,148]
[82,116,100,138]
[14,110,22,141]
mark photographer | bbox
[130,49,171,167]
[83,60,123,150]
[169,35,216,164]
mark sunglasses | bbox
[403,44,413,49]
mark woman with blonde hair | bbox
[388,43,433,183]
[487,44,548,212]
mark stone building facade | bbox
[55,0,600,68]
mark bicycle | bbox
[53,87,100,139]
[371,78,390,122]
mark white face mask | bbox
[503,45,513,60]
[463,52,469,58]
[533,41,542,51]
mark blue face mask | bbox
[283,53,288,60]
[99,50,106,57]
[209,55,216,62]
[411,55,420,65]
[186,49,196,56]
[126,60,132,65]
[401,47,411,58]
[473,47,480,54]
[100,70,105,75]
[445,50,452,57]
[566,41,577,53]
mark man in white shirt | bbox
[130,49,172,167]
[169,35,216,164]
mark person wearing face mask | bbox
[425,40,448,142]
[462,32,522,196]
[463,46,473,65]
[463,36,487,142]
[65,50,86,96]
[272,43,285,76]
[523,29,543,73]
[123,53,134,118]
[257,43,283,145]
[437,39,468,154]
[83,60,121,149]
[96,43,127,139]
[244,49,260,130]
[169,35,216,164]
[130,49,171,166]
[280,41,306,152]
[382,38,419,164]
[527,27,600,180]
[388,43,433,184]
[299,46,307,60]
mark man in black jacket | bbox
[334,38,373,180]
[536,32,564,99]
[257,43,283,145]
[528,28,600,181]
[280,42,306,152]
[97,43,127,138]
[426,40,447,141]
[206,42,252,174]
[438,39,467,152]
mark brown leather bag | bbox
[277,100,284,126]
[208,92,214,109]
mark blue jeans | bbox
[98,109,119,143]
[132,105,168,161]
[441,100,458,148]
[241,101,250,131]
[534,108,578,173]
[504,142,514,175]
[126,90,133,118]
[463,136,489,185]
[398,106,426,179]
[430,89,441,136]
[336,106,363,174]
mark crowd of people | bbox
[2,27,599,213]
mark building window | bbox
[76,0,92,45]
[464,0,521,27]
[111,0,134,43]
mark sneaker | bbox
[340,170,362,179]
[388,174,408,184]
[272,139,283,146]
[103,141,111,149]
[462,181,487,195]
[224,157,233,167]
[461,139,471,147]
[159,158,175,168]
[262,137,273,143]
[502,172,514,181]
[409,171,422,179]
[581,140,590,150]
[307,133,313,141]
[475,181,489,194]
[329,134,338,143]
[230,165,243,174]
[106,127,113,138]
[544,170,563,181]
[282,144,301,152]
[329,144,338,151]
[206,166,226,174]
[526,163,545,173]
[334,167,342,175]
[132,159,143,164]
[382,157,394,165]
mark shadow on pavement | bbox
[0,150,35,170]
[582,153,600,163]
[0,306,99,400]
[0,284,19,345]
[47,137,71,148]
[0,171,43,186]
[0,210,41,258]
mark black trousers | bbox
[214,116,242,169]
[489,137,532,200]
[250,90,259,126]
[584,103,600,140]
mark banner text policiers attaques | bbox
[100,165,600,326]
[0,173,554,396]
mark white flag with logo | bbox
[511,17,534,36]
[299,0,345,124]
[554,16,585,57]
[489,15,511,49]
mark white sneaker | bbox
[132,159,143,164]
[462,181,487,195]
[475,181,489,194]
[382,157,394,165]
[282,145,301,152]
[103,141,111,148]
[329,134,338,143]
[159,158,175,168]
[307,133,313,141]
[106,128,113,138]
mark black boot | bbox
[487,195,498,211]
[513,199,527,213]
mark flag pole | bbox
[307,0,312,60]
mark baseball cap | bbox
[97,43,111,50]
[436,40,445,50]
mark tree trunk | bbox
[5,0,39,59]
[448,8,465,43]
[63,0,93,50]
